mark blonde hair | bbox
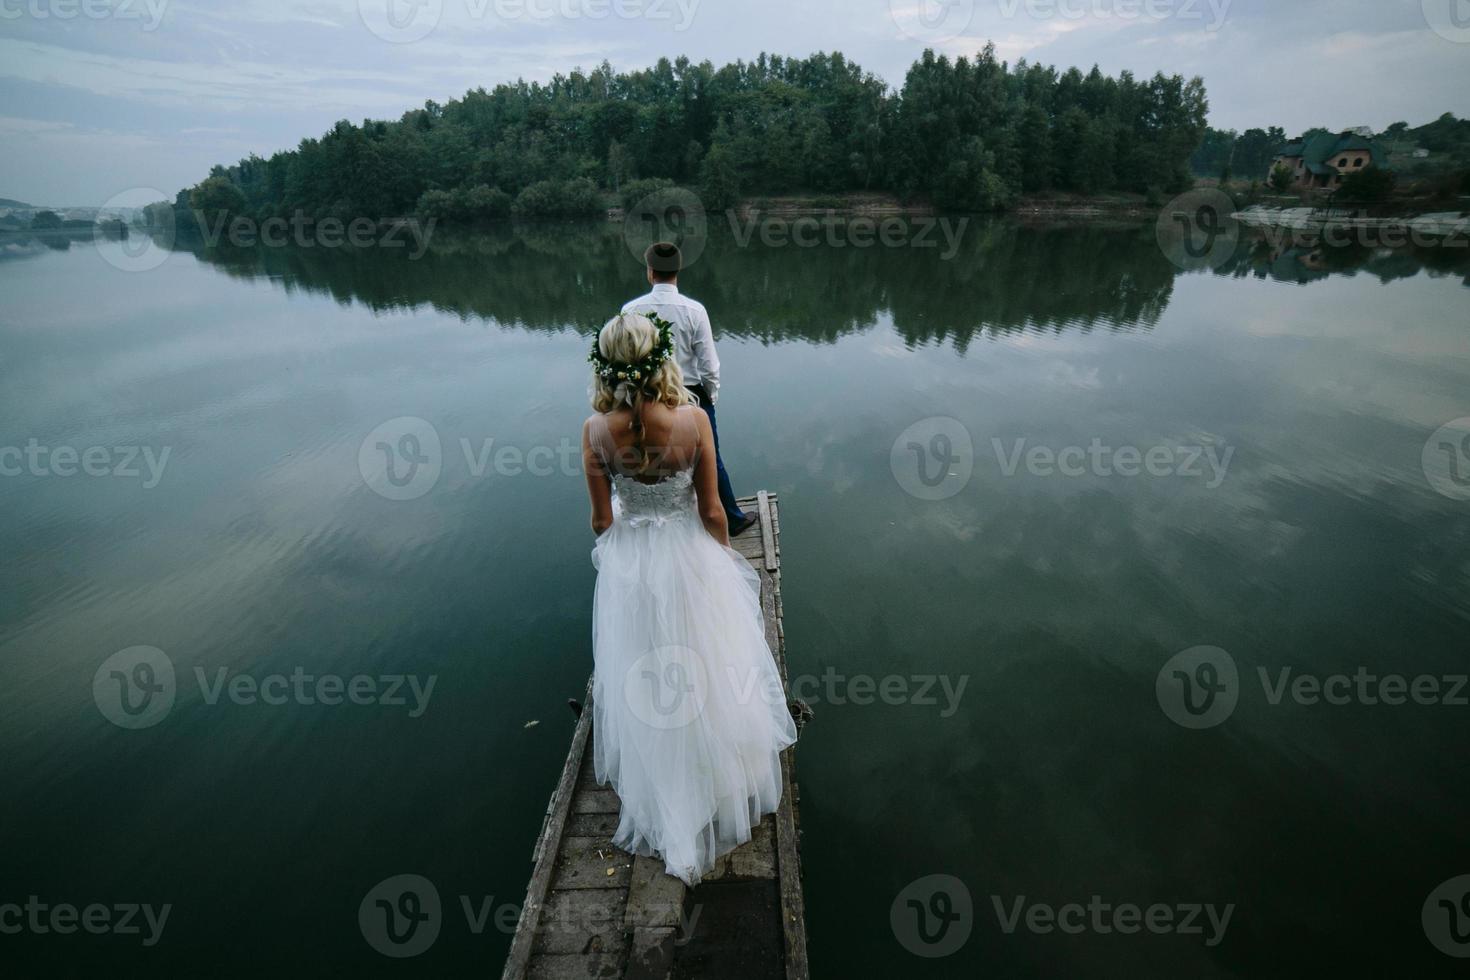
[590,313,693,412]
[590,312,694,473]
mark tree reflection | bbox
[168,215,1468,345]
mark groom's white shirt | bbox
[621,283,721,405]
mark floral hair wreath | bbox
[588,313,677,387]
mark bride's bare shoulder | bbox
[677,402,710,428]
[585,410,628,429]
[584,412,622,448]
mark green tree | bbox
[1234,127,1282,179]
[1018,104,1055,193]
[1190,127,1236,176]
[29,210,62,230]
[462,184,512,221]
[1269,164,1295,193]
[619,178,674,211]
[1339,165,1396,202]
[933,137,1009,210]
[142,201,175,229]
[416,189,456,222]
[606,139,631,194]
[699,142,741,211]
[512,178,602,218]
[189,175,247,221]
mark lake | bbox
[2,215,1468,977]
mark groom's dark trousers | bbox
[686,383,748,523]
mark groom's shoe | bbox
[729,513,758,537]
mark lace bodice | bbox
[611,470,697,527]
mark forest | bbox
[173,46,1210,224]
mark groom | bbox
[623,241,757,537]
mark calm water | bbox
[2,219,1468,978]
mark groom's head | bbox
[645,242,682,285]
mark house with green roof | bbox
[1269,131,1389,190]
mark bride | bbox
[581,311,797,886]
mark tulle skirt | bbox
[591,512,797,886]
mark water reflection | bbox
[1223,233,1470,287]
[89,217,1441,344]
[3,212,1469,978]
[10,217,1464,341]
[174,217,1176,345]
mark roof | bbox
[1276,131,1390,171]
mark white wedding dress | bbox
[588,409,797,886]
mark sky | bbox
[0,0,1466,205]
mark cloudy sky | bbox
[1,0,1466,205]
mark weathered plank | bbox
[505,675,596,980]
[571,788,622,815]
[532,888,629,956]
[757,570,783,675]
[624,855,686,930]
[753,496,808,979]
[553,837,635,890]
[563,812,620,838]
[773,738,808,980]
[534,675,596,863]
[625,926,678,980]
[730,535,765,560]
[671,879,784,979]
[702,815,778,882]
[756,491,778,572]
[527,952,628,980]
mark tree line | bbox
[172,46,1209,225]
[1190,127,1286,183]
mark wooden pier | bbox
[502,491,808,980]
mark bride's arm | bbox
[691,410,729,546]
[582,419,614,536]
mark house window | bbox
[1354,158,1364,167]
[1338,157,1348,167]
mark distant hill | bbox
[0,197,33,208]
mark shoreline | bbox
[610,192,1160,222]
